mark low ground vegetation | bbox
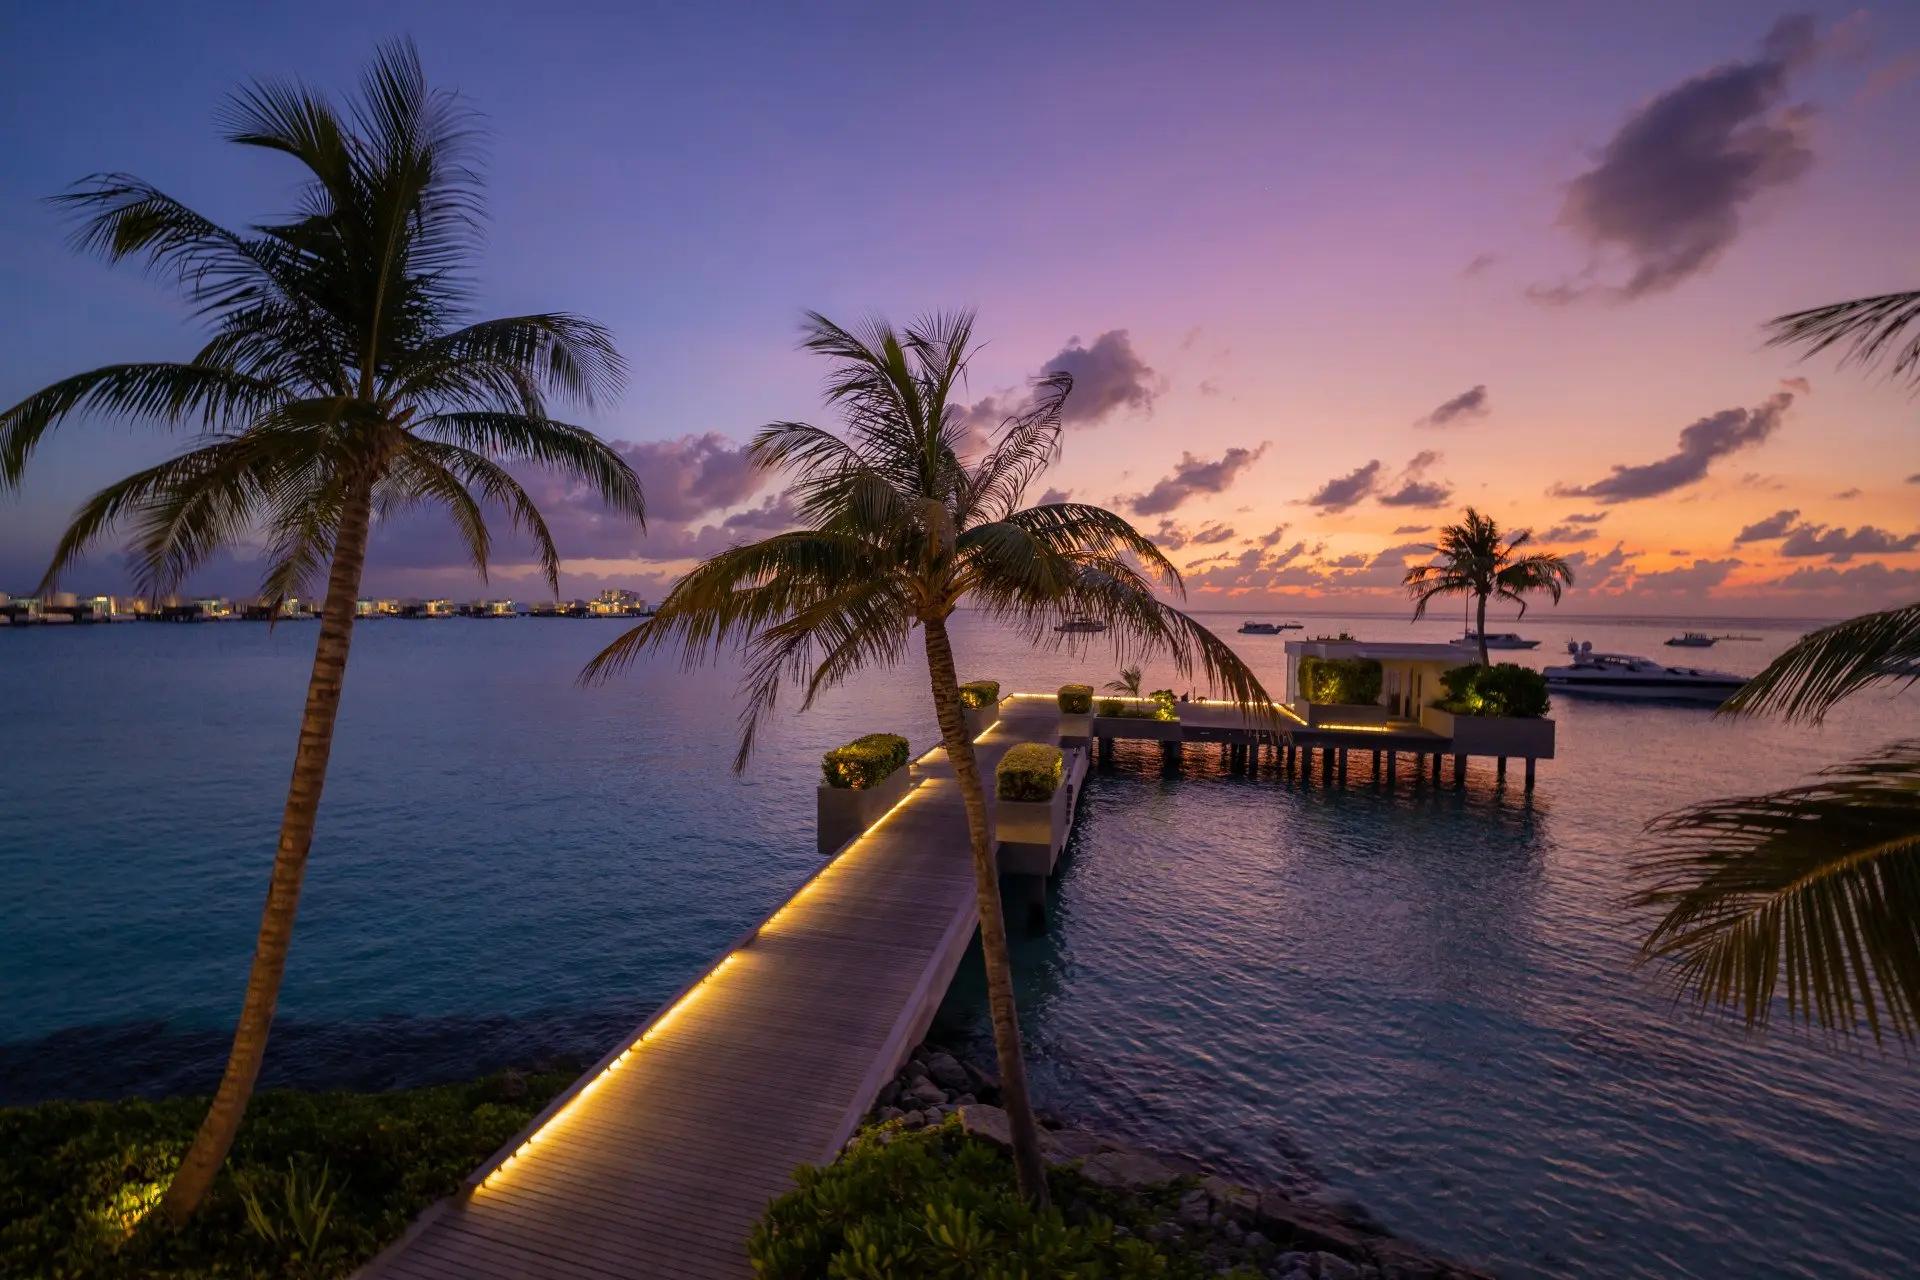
[1433,664,1549,718]
[0,1070,570,1279]
[1296,658,1383,707]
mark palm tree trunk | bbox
[161,484,374,1222]
[922,613,1051,1207]
[1475,591,1490,667]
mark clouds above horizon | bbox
[1415,384,1490,428]
[1555,388,1794,503]
[1304,452,1453,512]
[1128,445,1267,516]
[960,329,1156,438]
[1540,14,1820,301]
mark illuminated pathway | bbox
[360,697,1067,1280]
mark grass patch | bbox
[0,1070,570,1279]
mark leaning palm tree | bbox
[0,42,644,1220]
[1623,290,1920,1043]
[1104,664,1143,696]
[584,310,1271,1205]
[1402,507,1574,665]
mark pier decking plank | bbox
[360,699,1062,1280]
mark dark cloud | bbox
[1833,487,1862,500]
[1734,508,1801,542]
[1150,519,1235,550]
[1563,542,1634,592]
[1908,473,1920,485]
[618,433,767,523]
[1257,526,1289,547]
[1369,542,1429,568]
[1563,512,1608,525]
[1377,451,1455,508]
[1761,561,1920,597]
[1463,253,1499,277]
[1554,389,1793,503]
[1041,330,1157,426]
[1416,385,1490,428]
[1391,524,1431,536]
[1037,487,1071,506]
[1303,460,1383,513]
[1779,523,1920,562]
[1631,557,1743,592]
[1540,524,1601,544]
[1542,15,1819,301]
[1128,445,1268,516]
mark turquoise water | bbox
[3,613,1916,1277]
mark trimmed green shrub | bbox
[998,742,1065,801]
[1436,663,1550,718]
[821,733,910,789]
[1297,655,1382,706]
[1097,697,1124,717]
[0,1071,572,1279]
[959,680,1001,710]
[1094,698,1176,722]
[750,1119,1187,1279]
[1057,683,1094,713]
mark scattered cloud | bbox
[1540,524,1601,544]
[1833,487,1862,500]
[1538,15,1820,301]
[1415,384,1490,428]
[618,433,767,523]
[1256,526,1289,547]
[1042,330,1157,426]
[1910,473,1920,485]
[1303,460,1384,513]
[1563,542,1635,592]
[1037,487,1071,505]
[1554,389,1793,503]
[1862,50,1920,101]
[1779,523,1920,562]
[1392,524,1431,536]
[1631,557,1743,592]
[1761,561,1920,597]
[1377,451,1454,508]
[1463,253,1499,277]
[1562,511,1608,525]
[1127,445,1268,516]
[1150,519,1237,551]
[1734,508,1801,542]
[1198,378,1223,397]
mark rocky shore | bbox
[862,1043,1491,1280]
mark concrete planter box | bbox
[1091,713,1183,742]
[996,747,1086,877]
[962,699,1002,740]
[816,764,915,855]
[1420,706,1556,758]
[1057,711,1093,742]
[1297,701,1387,728]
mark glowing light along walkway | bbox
[359,697,1067,1280]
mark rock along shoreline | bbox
[858,1041,1494,1280]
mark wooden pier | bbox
[359,692,1538,1278]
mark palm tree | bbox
[1104,664,1143,696]
[1402,508,1574,665]
[0,42,644,1220]
[583,310,1271,1205]
[1623,290,1920,1044]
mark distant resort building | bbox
[1283,637,1469,721]
[356,599,403,618]
[589,588,650,617]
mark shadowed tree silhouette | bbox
[0,41,644,1219]
[583,309,1272,1205]
[1402,508,1574,664]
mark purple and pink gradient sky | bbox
[2,1,1916,615]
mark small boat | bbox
[1544,642,1747,705]
[1665,632,1717,647]
[1454,631,1540,650]
[1055,617,1108,634]
[1239,621,1281,635]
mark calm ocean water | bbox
[3,611,1916,1278]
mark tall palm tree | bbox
[583,310,1271,1205]
[1625,290,1920,1043]
[1402,508,1574,664]
[0,41,644,1220]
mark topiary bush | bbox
[959,680,1001,710]
[997,743,1065,801]
[1436,663,1550,717]
[1057,683,1094,714]
[1097,697,1124,717]
[1296,656,1383,706]
[750,1119,1186,1280]
[822,733,910,789]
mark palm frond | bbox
[1632,740,1920,1042]
[1722,603,1920,723]
[1767,290,1920,387]
[412,411,644,525]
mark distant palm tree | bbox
[1402,508,1574,664]
[1624,292,1920,1044]
[0,42,644,1220]
[1104,664,1143,696]
[584,310,1270,1206]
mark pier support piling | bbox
[1496,756,1508,782]
[1337,749,1348,786]
[1453,754,1466,788]
[1525,757,1537,792]
[1387,750,1397,784]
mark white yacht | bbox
[1544,642,1748,705]
[1454,631,1540,650]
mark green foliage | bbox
[822,733,910,790]
[1296,656,1383,706]
[0,1071,570,1279]
[1057,684,1094,714]
[1097,698,1125,717]
[750,1120,1195,1280]
[998,743,1065,801]
[959,680,1002,710]
[1436,663,1550,718]
[1095,697,1176,722]
[1104,665,1143,696]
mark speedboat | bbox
[1545,642,1748,705]
[1454,631,1540,650]
[1665,632,1717,647]
[1055,617,1108,634]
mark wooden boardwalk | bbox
[360,697,1067,1280]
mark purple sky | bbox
[2,1,1916,614]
